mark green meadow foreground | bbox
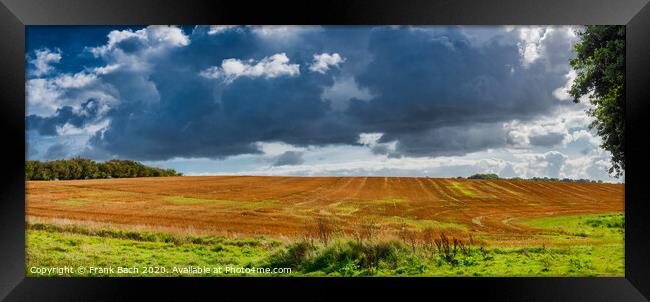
[26,176,624,276]
[26,213,623,276]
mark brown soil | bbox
[26,176,624,245]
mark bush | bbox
[264,240,317,269]
[262,239,407,275]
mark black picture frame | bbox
[1,0,648,300]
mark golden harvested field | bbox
[26,176,624,246]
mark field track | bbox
[26,176,623,245]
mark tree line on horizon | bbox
[465,173,604,183]
[25,157,181,180]
[24,159,607,183]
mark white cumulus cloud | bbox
[358,133,383,146]
[250,26,320,42]
[89,25,190,58]
[309,53,345,74]
[516,26,578,69]
[30,48,62,76]
[200,53,300,84]
[552,69,577,101]
[93,64,121,75]
[26,69,117,117]
[207,25,238,35]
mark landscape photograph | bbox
[25,25,625,276]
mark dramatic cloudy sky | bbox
[25,25,619,181]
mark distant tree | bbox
[569,25,625,177]
[70,157,99,179]
[49,160,68,180]
[524,176,600,183]
[31,161,51,180]
[25,158,181,180]
[25,161,38,180]
[468,173,500,180]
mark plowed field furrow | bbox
[292,177,356,207]
[425,178,461,205]
[532,181,599,203]
[355,177,387,200]
[390,177,422,202]
[500,180,535,194]
[27,176,624,243]
[482,181,531,203]
[595,184,624,194]
[554,182,618,203]
[437,179,472,203]
[415,178,440,202]
[275,177,340,202]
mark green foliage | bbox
[262,240,408,275]
[25,157,181,180]
[519,213,624,240]
[505,176,605,183]
[26,229,279,277]
[584,214,624,229]
[263,240,318,270]
[27,222,275,247]
[468,173,500,180]
[528,177,602,183]
[259,237,622,276]
[464,175,604,183]
[569,25,625,177]
[26,214,624,276]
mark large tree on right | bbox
[569,25,625,178]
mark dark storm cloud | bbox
[528,132,566,147]
[26,26,578,161]
[26,99,102,136]
[348,27,575,156]
[77,27,363,160]
[273,151,304,166]
[370,144,392,156]
[374,123,509,157]
[43,143,70,160]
